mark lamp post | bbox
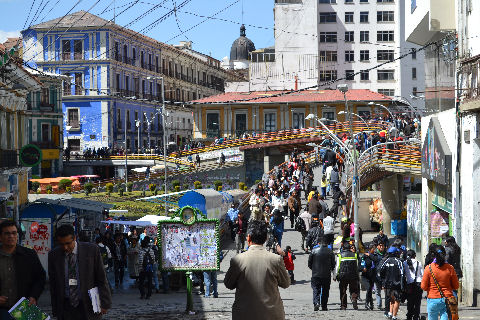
[338,111,370,131]
[135,119,141,154]
[368,102,397,141]
[124,110,128,191]
[393,96,421,117]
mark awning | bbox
[34,198,114,212]
[0,192,12,201]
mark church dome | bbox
[230,24,256,61]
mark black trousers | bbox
[406,284,423,320]
[114,259,124,285]
[339,278,359,309]
[139,271,153,298]
[289,208,299,228]
[364,277,374,308]
[60,299,87,320]
[311,277,331,309]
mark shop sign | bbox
[421,117,452,185]
[432,182,452,213]
[19,144,42,167]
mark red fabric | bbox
[284,252,295,271]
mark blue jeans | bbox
[203,271,218,297]
[427,298,448,320]
[153,263,159,290]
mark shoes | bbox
[314,305,319,311]
[321,307,328,311]
[140,295,145,299]
[213,295,218,298]
[340,306,346,310]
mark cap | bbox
[387,246,398,254]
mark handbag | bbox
[429,265,459,320]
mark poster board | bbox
[22,218,51,272]
[158,206,219,271]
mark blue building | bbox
[22,11,242,157]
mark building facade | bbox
[22,11,244,156]
[246,0,425,113]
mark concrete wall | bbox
[380,174,404,234]
[358,191,381,232]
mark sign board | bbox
[19,144,42,167]
[22,218,51,272]
[158,206,219,271]
[421,117,452,185]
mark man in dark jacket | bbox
[360,243,377,310]
[335,243,359,310]
[308,237,335,311]
[110,233,127,288]
[307,193,322,217]
[378,247,404,320]
[49,224,111,320]
[0,220,46,318]
[372,241,387,311]
[305,219,323,252]
[330,167,340,193]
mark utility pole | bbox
[161,78,168,215]
[124,108,128,191]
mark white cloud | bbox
[0,30,21,43]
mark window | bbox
[360,0,368,2]
[114,42,119,61]
[116,74,121,91]
[320,12,336,23]
[125,76,130,92]
[346,70,355,80]
[292,112,305,129]
[67,109,79,128]
[413,87,418,96]
[360,70,369,80]
[345,31,354,42]
[319,0,336,3]
[377,11,394,22]
[360,31,369,42]
[264,113,276,132]
[319,70,337,81]
[320,51,338,62]
[41,124,50,142]
[74,73,82,95]
[345,0,353,3]
[345,50,354,62]
[412,67,417,79]
[377,0,394,2]
[377,50,394,61]
[235,114,247,136]
[377,69,395,80]
[132,48,136,65]
[123,45,128,63]
[360,50,370,61]
[345,12,354,23]
[320,32,337,43]
[41,88,49,104]
[127,110,131,129]
[142,80,146,95]
[360,11,369,23]
[68,139,80,151]
[117,109,122,129]
[73,40,82,60]
[377,30,394,42]
[411,48,417,60]
[62,40,71,60]
[378,89,395,96]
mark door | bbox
[235,114,247,137]
[206,113,220,138]
[292,112,305,129]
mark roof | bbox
[33,197,114,212]
[30,10,113,29]
[3,38,22,50]
[191,89,392,105]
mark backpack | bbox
[99,245,108,267]
[295,216,306,232]
[142,249,154,273]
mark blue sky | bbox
[0,0,274,60]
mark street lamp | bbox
[338,111,370,131]
[368,102,398,140]
[393,96,421,117]
[135,119,141,154]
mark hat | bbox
[387,247,398,254]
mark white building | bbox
[247,0,425,112]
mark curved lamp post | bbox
[338,111,370,131]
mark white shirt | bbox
[403,259,423,284]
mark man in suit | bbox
[224,220,290,320]
[48,225,111,320]
[0,220,46,318]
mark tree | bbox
[84,182,93,195]
[32,181,40,192]
[126,182,134,192]
[58,179,73,191]
[149,183,157,195]
[106,183,114,195]
[214,180,222,191]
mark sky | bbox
[0,0,274,61]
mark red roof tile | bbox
[191,89,392,104]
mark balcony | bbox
[460,54,480,112]
[0,149,18,168]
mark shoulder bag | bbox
[429,264,459,320]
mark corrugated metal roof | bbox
[33,197,113,212]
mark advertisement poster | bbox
[160,222,218,270]
[430,210,449,238]
[22,218,51,272]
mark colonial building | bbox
[221,24,256,79]
[22,11,244,155]
[191,89,392,140]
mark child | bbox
[320,175,328,198]
[280,245,296,284]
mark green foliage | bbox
[254,179,261,185]
[47,190,52,194]
[171,179,180,188]
[217,186,223,191]
[174,185,180,192]
[183,183,189,190]
[213,180,222,190]
[119,188,124,196]
[32,181,40,192]
[207,185,211,189]
[105,183,114,195]
[126,181,133,192]
[46,185,53,192]
[239,182,245,190]
[194,181,202,189]
[58,179,73,191]
[65,186,72,193]
[149,183,157,193]
[84,182,94,195]
[243,185,248,191]
[32,175,41,179]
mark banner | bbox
[22,218,51,272]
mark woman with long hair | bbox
[444,236,462,279]
[421,246,459,320]
[404,250,423,320]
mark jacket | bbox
[283,252,295,271]
[323,216,335,235]
[335,251,359,281]
[378,256,404,290]
[308,245,335,278]
[445,246,463,278]
[233,217,248,234]
[330,170,340,184]
[372,249,386,282]
[421,263,459,299]
[48,242,112,320]
[287,196,299,213]
[360,253,376,280]
[305,226,324,250]
[0,245,46,307]
[307,198,322,216]
[224,245,290,320]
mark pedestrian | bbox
[226,202,239,242]
[305,217,323,252]
[269,209,285,247]
[48,224,111,319]
[249,189,263,221]
[335,242,360,310]
[360,243,377,310]
[372,241,387,311]
[96,236,113,292]
[421,246,459,320]
[280,246,296,284]
[404,249,424,320]
[196,154,201,167]
[308,237,336,311]
[322,212,335,248]
[307,191,322,217]
[378,247,404,320]
[111,233,127,288]
[330,166,340,193]
[138,237,155,299]
[224,220,290,320]
[152,238,160,293]
[288,190,300,229]
[320,175,328,198]
[374,229,390,248]
[0,221,46,318]
[127,237,140,281]
[444,236,463,285]
[299,210,311,251]
[145,166,150,179]
[233,211,248,253]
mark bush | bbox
[194,181,202,189]
[149,183,157,194]
[119,189,124,196]
[243,185,248,191]
[183,183,189,190]
[175,185,180,192]
[58,179,73,191]
[239,182,245,190]
[106,183,114,195]
[213,180,222,190]
[207,185,211,189]
[47,190,52,194]
[172,179,180,188]
[32,181,40,192]
[126,181,133,192]
[254,179,261,185]
[84,182,93,195]
[65,186,72,193]
[217,186,223,191]
[46,185,53,192]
